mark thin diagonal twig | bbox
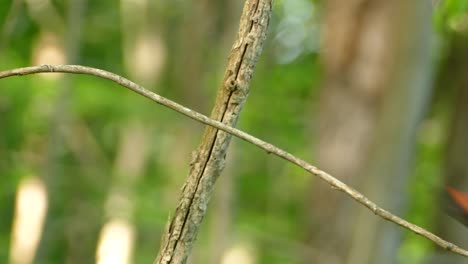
[1,64,468,258]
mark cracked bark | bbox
[154,1,272,263]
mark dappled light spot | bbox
[32,32,65,80]
[125,33,166,85]
[9,176,48,264]
[221,243,257,264]
[449,12,468,33]
[96,219,135,264]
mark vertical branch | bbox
[154,0,272,263]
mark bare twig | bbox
[1,64,468,258]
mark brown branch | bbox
[2,63,468,259]
[155,1,272,263]
[10,1,272,263]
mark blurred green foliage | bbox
[0,0,466,263]
[435,0,468,34]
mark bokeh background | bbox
[1,0,468,263]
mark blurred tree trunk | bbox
[60,1,108,263]
[36,0,101,263]
[96,122,148,264]
[427,34,468,264]
[304,1,433,263]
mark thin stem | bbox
[1,64,467,258]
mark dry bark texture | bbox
[154,1,272,263]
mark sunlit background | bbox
[1,0,468,263]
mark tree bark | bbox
[154,1,272,263]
